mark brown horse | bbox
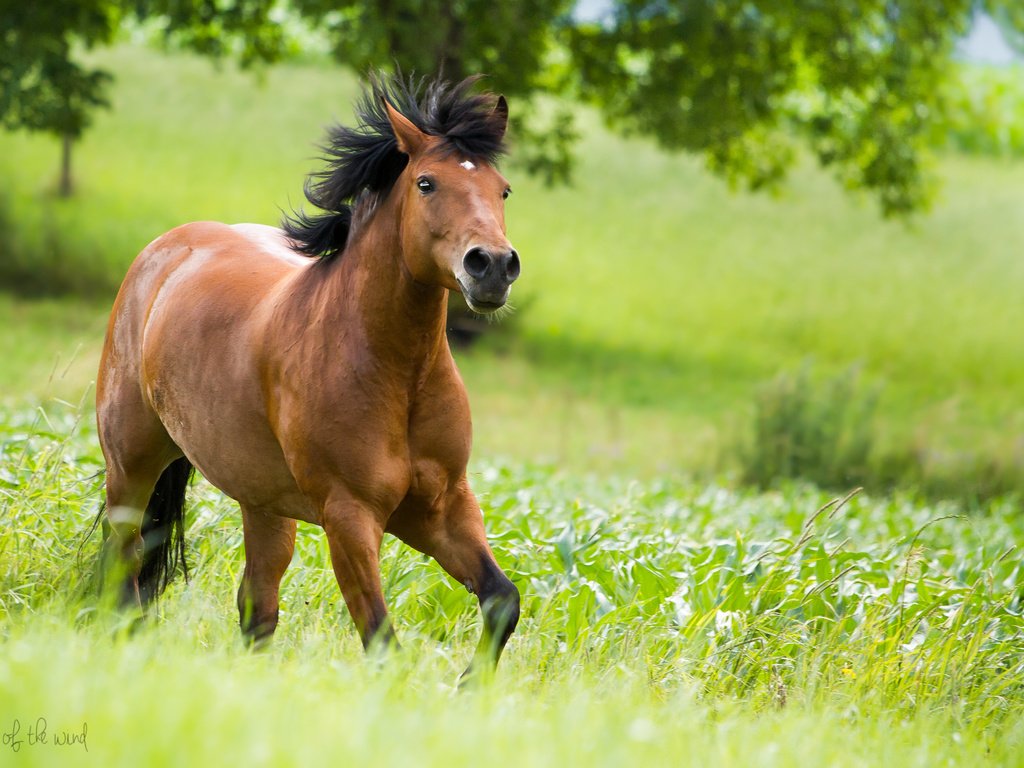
[96,75,521,673]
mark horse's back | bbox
[137,221,305,304]
[101,221,304,378]
[228,223,309,267]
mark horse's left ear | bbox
[493,95,509,140]
[384,100,428,156]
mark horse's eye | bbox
[417,177,435,194]
[502,187,512,200]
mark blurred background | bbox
[2,0,1022,505]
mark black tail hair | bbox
[138,457,194,604]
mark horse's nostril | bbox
[463,248,491,280]
[505,250,521,282]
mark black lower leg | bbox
[475,556,521,664]
[360,608,399,652]
[237,579,279,645]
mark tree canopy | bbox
[567,1,1023,214]
[0,2,119,143]
[2,0,1022,213]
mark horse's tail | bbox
[138,457,195,604]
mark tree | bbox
[291,0,579,184]
[564,0,1016,216]
[287,0,1024,216]
[0,1,121,195]
[0,0,287,196]
[131,0,288,68]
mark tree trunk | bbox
[438,4,465,80]
[59,133,73,196]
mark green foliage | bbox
[291,0,578,183]
[6,2,1024,212]
[740,364,878,491]
[739,364,1024,505]
[292,0,571,90]
[0,1,120,139]
[566,0,989,216]
[508,99,580,186]
[136,0,290,67]
[0,0,288,195]
[1,405,1023,765]
[944,64,1024,157]
[285,0,1024,211]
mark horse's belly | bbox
[193,445,316,524]
[151,369,318,523]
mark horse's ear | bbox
[384,100,427,156]
[492,95,509,140]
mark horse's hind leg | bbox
[98,384,182,607]
[237,505,296,644]
[100,442,183,607]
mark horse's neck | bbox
[313,204,449,382]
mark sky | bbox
[958,12,1021,63]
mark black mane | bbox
[282,73,508,261]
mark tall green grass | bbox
[2,404,1022,765]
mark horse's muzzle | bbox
[459,246,520,313]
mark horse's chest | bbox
[279,364,470,514]
[404,391,471,498]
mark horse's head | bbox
[384,100,519,315]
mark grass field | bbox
[2,43,1024,766]
[1,406,1022,766]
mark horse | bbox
[96,74,522,674]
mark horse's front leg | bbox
[322,498,397,650]
[388,479,520,675]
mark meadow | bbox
[2,407,1023,766]
[1,44,1023,766]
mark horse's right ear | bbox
[384,100,427,156]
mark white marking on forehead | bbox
[460,160,476,171]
